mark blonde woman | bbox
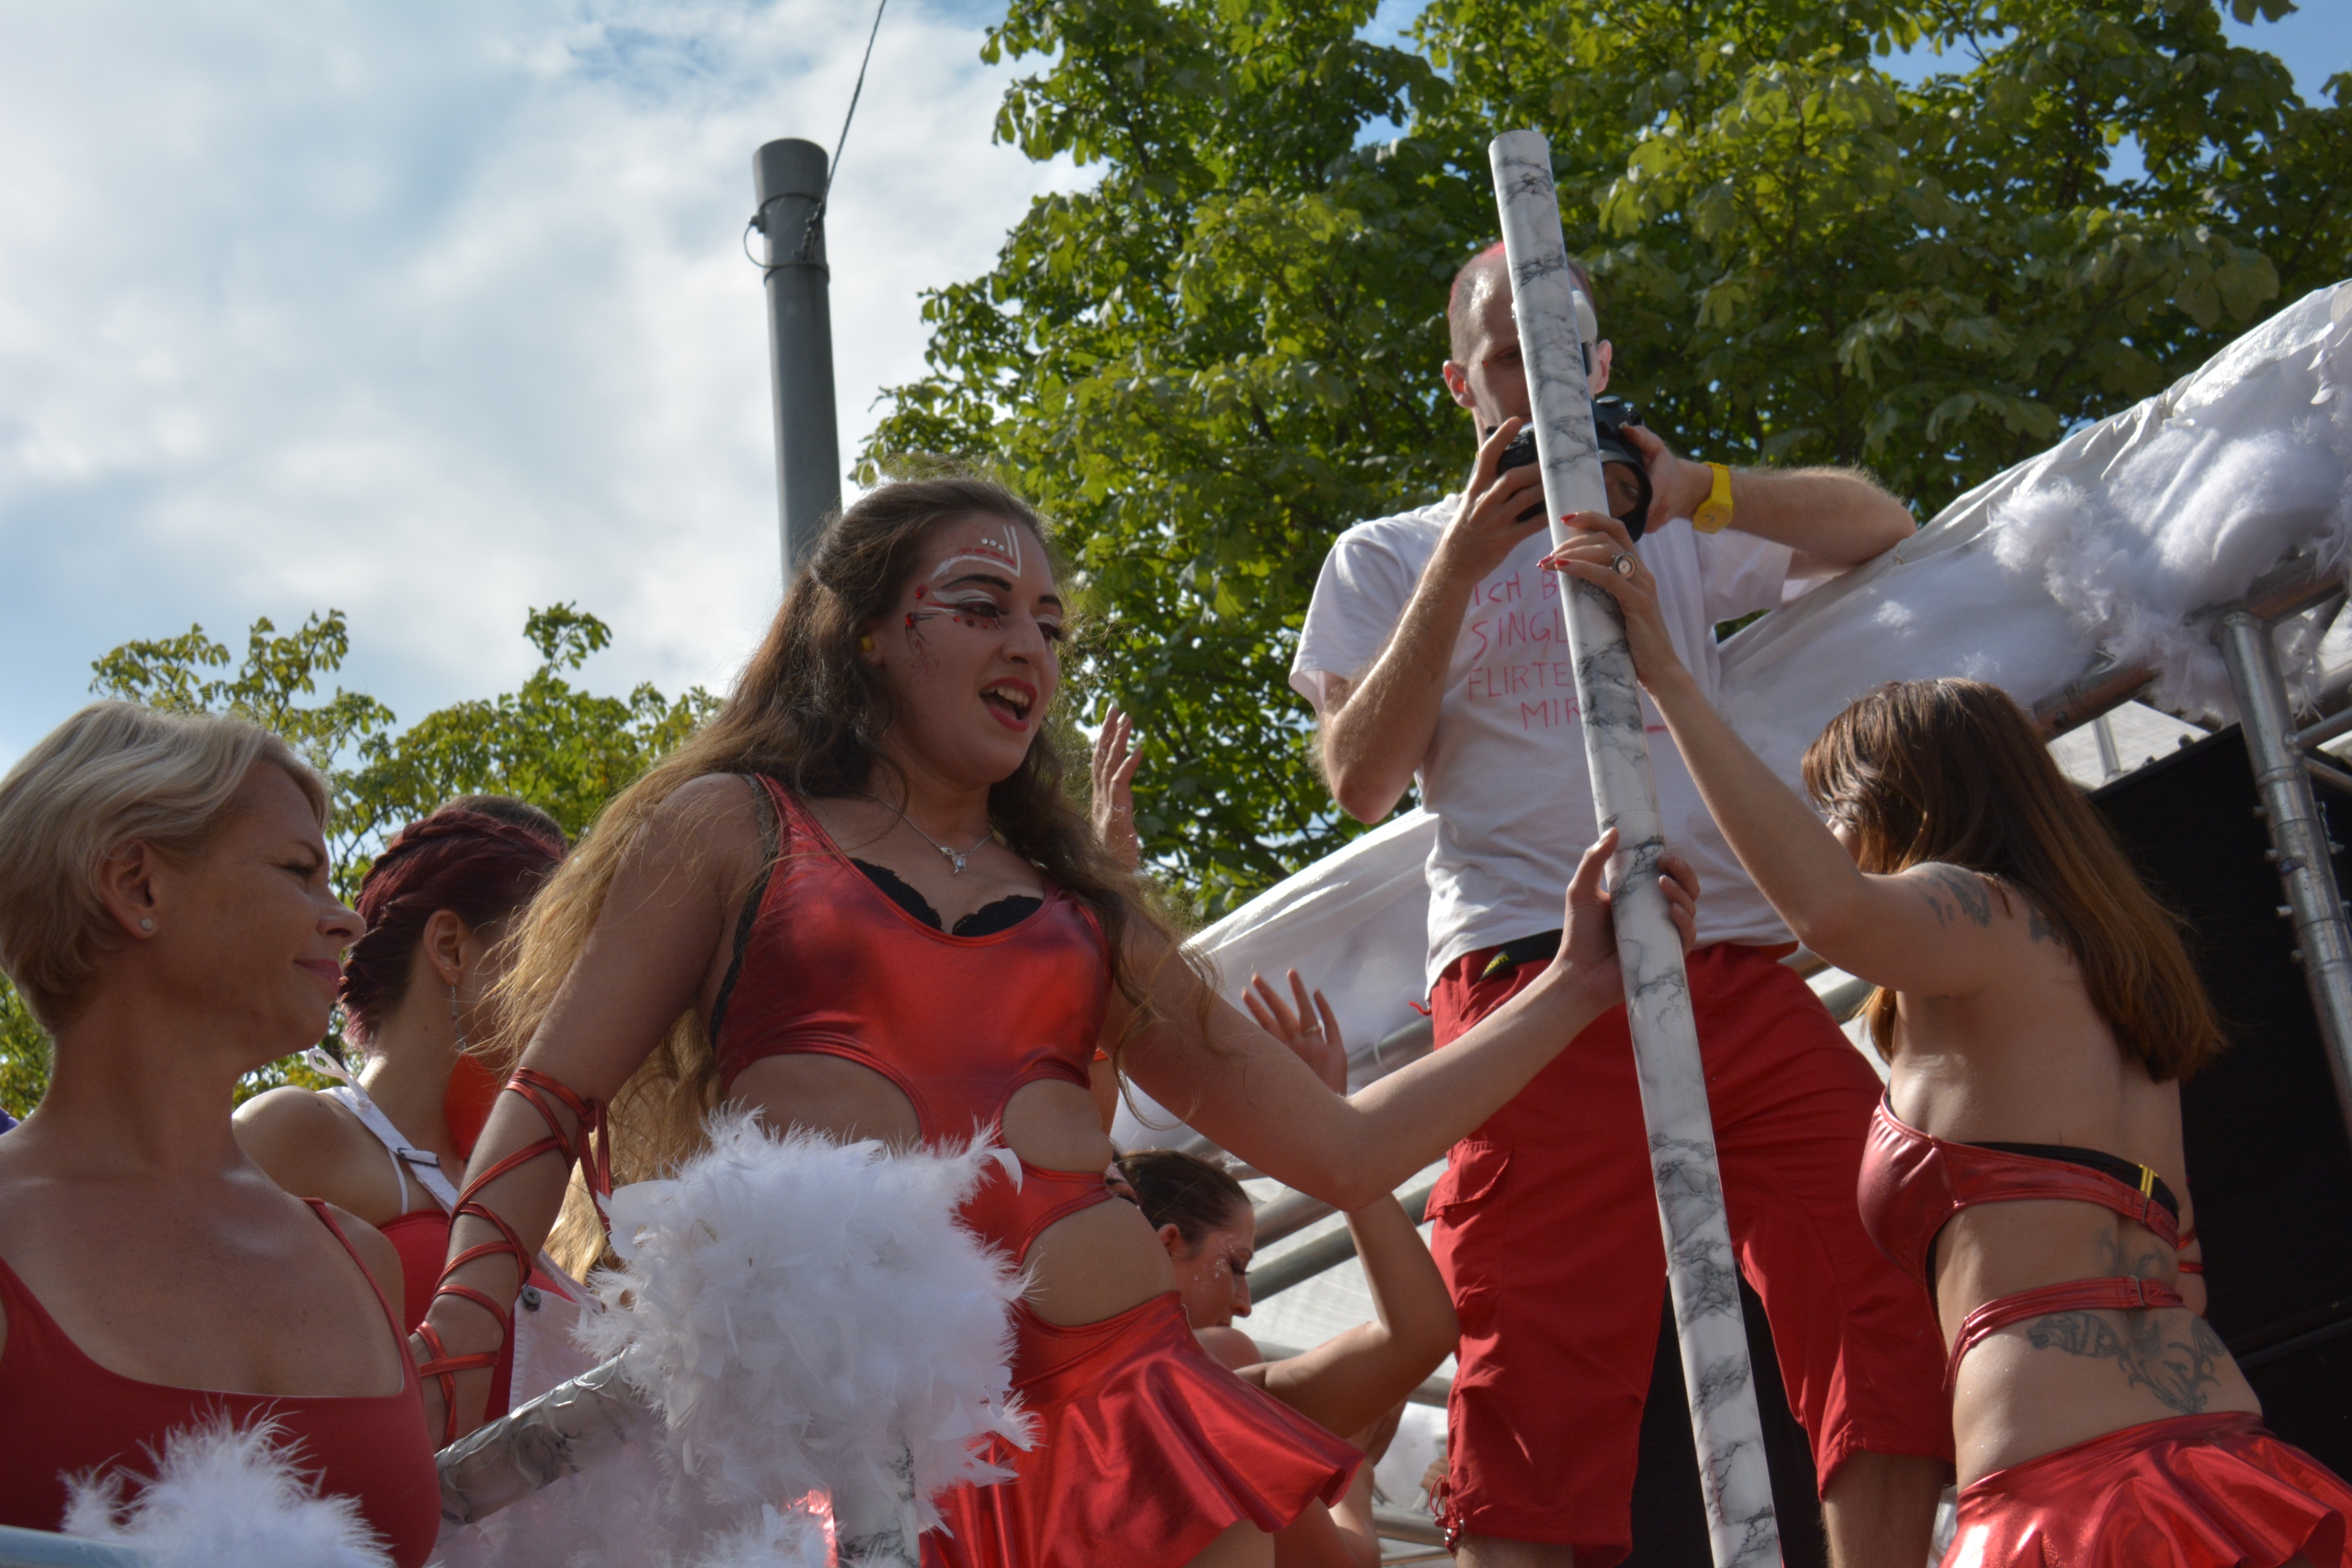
[411,477,1697,1568]
[0,703,437,1566]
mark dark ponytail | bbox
[1115,1149,1250,1248]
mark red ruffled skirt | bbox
[925,1292,1359,1568]
[1943,1412,2352,1567]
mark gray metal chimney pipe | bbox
[752,138,841,584]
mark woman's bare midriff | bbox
[1939,1201,2260,1484]
[726,1057,1177,1328]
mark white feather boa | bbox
[580,1111,1033,1520]
[60,1416,394,1568]
[430,1114,1033,1568]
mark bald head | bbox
[1445,243,1595,362]
[1441,242,1611,438]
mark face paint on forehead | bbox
[930,516,1025,582]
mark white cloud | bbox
[0,0,1084,773]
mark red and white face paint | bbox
[867,511,1064,788]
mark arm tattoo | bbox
[2027,904,2061,946]
[1916,864,1994,928]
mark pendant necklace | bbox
[859,791,995,875]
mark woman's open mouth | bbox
[981,680,1035,730]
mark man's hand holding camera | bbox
[1432,416,1550,590]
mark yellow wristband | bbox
[1692,462,1734,534]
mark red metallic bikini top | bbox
[711,779,1115,1263]
[1857,1096,2187,1386]
[0,1200,440,1567]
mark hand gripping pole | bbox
[1488,128,1782,1568]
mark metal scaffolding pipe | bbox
[2219,608,2352,1143]
[0,1527,143,1568]
[1251,1181,1437,1300]
[752,137,842,583]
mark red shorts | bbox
[1944,1413,2352,1566]
[1428,941,1951,1563]
[926,1292,1357,1568]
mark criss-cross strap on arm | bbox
[415,1068,610,1444]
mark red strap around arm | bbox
[418,1067,607,1445]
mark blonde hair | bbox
[0,701,328,1029]
[496,479,1186,1276]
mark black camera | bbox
[1495,396,1654,539]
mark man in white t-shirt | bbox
[1292,246,1951,1567]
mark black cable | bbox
[747,0,890,274]
[801,0,890,261]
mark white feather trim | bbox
[577,1111,1033,1532]
[60,1416,393,1568]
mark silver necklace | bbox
[859,791,995,875]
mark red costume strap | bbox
[1946,1275,2187,1388]
[2177,1226,2205,1276]
[417,1068,607,1444]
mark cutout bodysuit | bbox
[1857,1095,2184,1385]
[710,780,1357,1568]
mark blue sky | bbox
[0,2,2344,778]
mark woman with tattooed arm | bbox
[1553,511,2352,1567]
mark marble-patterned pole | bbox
[1489,128,1781,1568]
[435,1354,646,1523]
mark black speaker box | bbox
[2090,725,2352,1473]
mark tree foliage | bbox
[864,0,2350,915]
[0,608,714,1116]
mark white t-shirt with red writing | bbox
[1292,496,1796,988]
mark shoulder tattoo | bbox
[1916,864,1994,928]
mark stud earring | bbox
[859,634,877,653]
[138,918,155,931]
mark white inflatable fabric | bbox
[61,1417,395,1568]
[1718,280,2352,784]
[1137,282,2352,1117]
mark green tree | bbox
[865,0,2349,915]
[0,606,714,1114]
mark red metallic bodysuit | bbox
[714,781,1357,1568]
[0,1199,440,1567]
[1859,1096,2352,1567]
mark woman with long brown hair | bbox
[409,477,1695,1568]
[1555,511,2352,1567]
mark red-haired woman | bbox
[407,478,1695,1568]
[236,795,584,1420]
[1555,513,2352,1567]
[0,704,436,1564]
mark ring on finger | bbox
[1611,553,1637,577]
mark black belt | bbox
[1478,928,1563,980]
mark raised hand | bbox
[1090,703,1143,871]
[1435,417,1550,586]
[1541,512,1690,693]
[1243,968,1347,1093]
